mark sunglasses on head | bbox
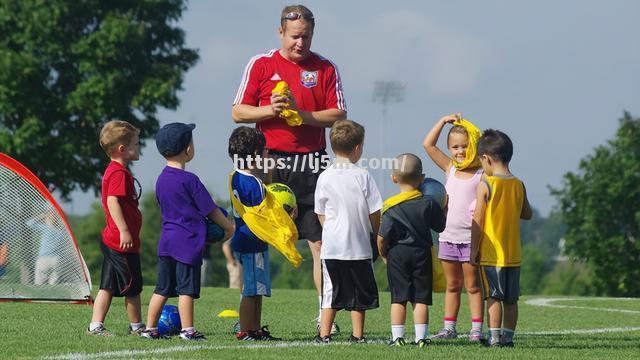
[282,12,314,21]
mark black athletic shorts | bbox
[154,256,201,299]
[480,266,520,304]
[270,150,328,241]
[321,259,379,311]
[387,245,433,304]
[99,242,143,297]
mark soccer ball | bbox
[420,178,447,208]
[205,207,229,244]
[158,304,181,336]
[266,183,297,215]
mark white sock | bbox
[89,322,103,331]
[146,327,158,331]
[444,318,457,331]
[318,296,322,321]
[471,319,483,332]
[489,328,501,343]
[181,327,195,333]
[391,325,405,340]
[414,324,428,342]
[130,322,144,331]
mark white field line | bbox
[45,297,640,360]
[525,297,640,314]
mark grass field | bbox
[0,287,638,359]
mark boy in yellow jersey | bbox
[470,129,532,347]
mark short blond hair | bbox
[329,119,365,154]
[280,4,315,30]
[99,120,140,156]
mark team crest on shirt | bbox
[300,70,318,88]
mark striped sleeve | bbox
[233,50,276,106]
[318,54,347,112]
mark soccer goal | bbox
[0,153,92,304]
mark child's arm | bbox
[369,210,381,242]
[106,196,133,251]
[376,235,388,263]
[207,208,235,241]
[0,243,7,266]
[317,214,325,227]
[521,184,533,220]
[423,113,460,172]
[470,181,489,265]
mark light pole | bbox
[372,80,405,195]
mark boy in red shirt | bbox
[87,120,144,336]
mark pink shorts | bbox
[438,242,471,262]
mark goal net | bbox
[0,153,92,303]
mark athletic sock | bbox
[471,318,483,332]
[130,322,144,331]
[414,324,428,342]
[145,327,158,331]
[489,328,501,344]
[502,328,515,343]
[89,322,103,331]
[391,325,405,341]
[444,316,457,331]
[181,327,195,333]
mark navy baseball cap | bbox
[155,122,196,157]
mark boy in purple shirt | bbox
[142,123,235,340]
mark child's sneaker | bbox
[315,318,341,336]
[236,331,258,341]
[431,328,457,339]
[468,329,484,342]
[348,334,366,344]
[86,325,113,337]
[179,329,206,341]
[128,324,146,336]
[232,321,241,334]
[388,337,406,346]
[500,340,515,348]
[140,329,168,339]
[313,334,331,344]
[414,338,431,348]
[255,326,281,341]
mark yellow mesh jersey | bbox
[479,175,524,267]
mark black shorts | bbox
[480,266,520,304]
[270,150,328,241]
[387,245,433,304]
[154,256,201,299]
[321,259,379,311]
[99,242,143,297]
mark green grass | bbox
[0,287,638,359]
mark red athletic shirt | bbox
[101,161,142,253]
[233,49,347,153]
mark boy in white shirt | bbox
[314,120,383,343]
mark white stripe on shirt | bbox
[233,49,278,105]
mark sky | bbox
[59,0,640,216]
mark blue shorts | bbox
[154,256,201,299]
[234,250,271,297]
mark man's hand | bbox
[270,93,290,115]
[119,229,133,251]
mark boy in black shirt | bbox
[378,153,446,347]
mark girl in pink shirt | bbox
[423,113,484,341]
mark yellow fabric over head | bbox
[228,172,302,268]
[271,81,303,126]
[452,118,482,170]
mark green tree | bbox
[551,112,640,296]
[0,0,198,197]
[541,261,596,296]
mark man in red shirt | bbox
[232,4,347,334]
